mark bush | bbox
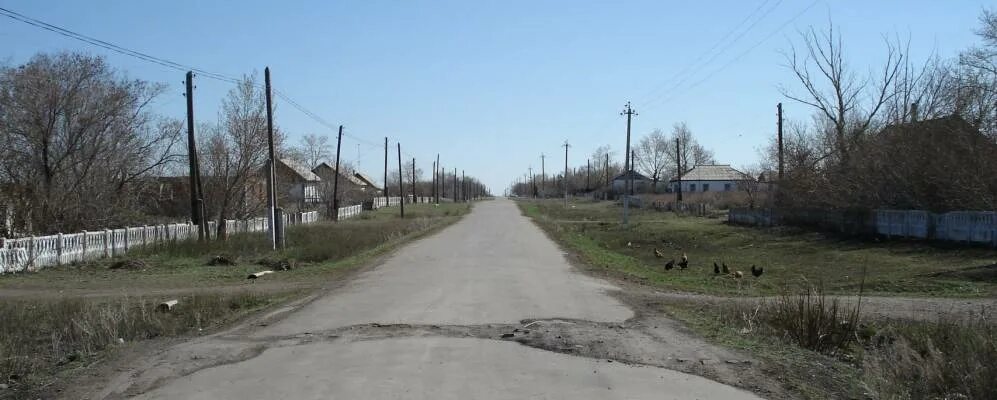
[864,316,997,400]
[766,285,861,354]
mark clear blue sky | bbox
[1,1,990,192]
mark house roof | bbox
[611,170,651,181]
[670,164,749,182]
[880,114,985,140]
[312,163,364,185]
[353,172,381,190]
[279,158,321,182]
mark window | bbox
[702,183,710,192]
[725,183,732,191]
[688,183,696,192]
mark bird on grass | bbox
[733,271,744,279]
[677,253,689,269]
[713,262,721,275]
[654,248,665,258]
[664,259,675,271]
[751,265,764,278]
[722,262,730,274]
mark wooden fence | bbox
[0,211,318,274]
[729,208,997,247]
[0,195,454,274]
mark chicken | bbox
[664,259,675,271]
[722,262,730,274]
[627,241,633,248]
[677,253,689,269]
[733,271,744,279]
[751,265,764,278]
[713,262,721,275]
[654,248,665,258]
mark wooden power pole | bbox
[777,102,784,181]
[563,140,570,207]
[263,67,278,250]
[675,136,683,202]
[397,143,404,218]
[184,71,206,241]
[411,157,417,203]
[383,137,388,205]
[621,102,637,225]
[332,125,343,220]
[540,153,546,198]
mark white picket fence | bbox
[0,211,319,274]
[0,194,459,274]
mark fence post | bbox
[28,236,35,272]
[81,230,88,262]
[163,224,170,242]
[123,227,130,253]
[103,229,111,258]
[56,233,63,266]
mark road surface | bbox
[122,199,765,399]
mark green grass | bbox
[0,203,470,292]
[519,199,997,297]
[0,291,295,399]
[663,292,997,400]
[0,202,472,398]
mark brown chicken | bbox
[654,248,665,258]
[733,271,744,279]
[677,253,689,269]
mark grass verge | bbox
[519,199,997,297]
[0,202,472,398]
[663,288,996,400]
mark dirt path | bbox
[75,199,776,400]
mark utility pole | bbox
[621,102,637,225]
[397,143,404,218]
[263,67,277,250]
[777,102,784,181]
[462,170,466,202]
[528,166,534,198]
[563,140,570,207]
[431,160,436,203]
[586,159,591,192]
[184,71,206,241]
[440,164,445,200]
[383,137,389,206]
[675,136,683,202]
[540,153,546,198]
[411,157,417,203]
[631,150,637,195]
[435,154,440,204]
[605,153,610,187]
[332,125,343,220]
[453,168,458,203]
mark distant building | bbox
[611,170,653,193]
[669,164,751,193]
[274,158,322,207]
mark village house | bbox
[669,164,752,193]
[611,170,653,194]
[274,158,322,209]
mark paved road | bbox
[136,199,763,400]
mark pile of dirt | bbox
[257,258,295,271]
[109,259,147,270]
[206,255,237,266]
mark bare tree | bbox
[634,129,669,192]
[666,122,714,179]
[199,74,281,237]
[292,134,332,168]
[0,52,182,234]
[780,22,904,163]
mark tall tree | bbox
[0,52,181,233]
[200,74,282,237]
[634,129,669,192]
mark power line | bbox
[649,0,820,108]
[639,0,784,109]
[636,0,775,104]
[0,6,241,84]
